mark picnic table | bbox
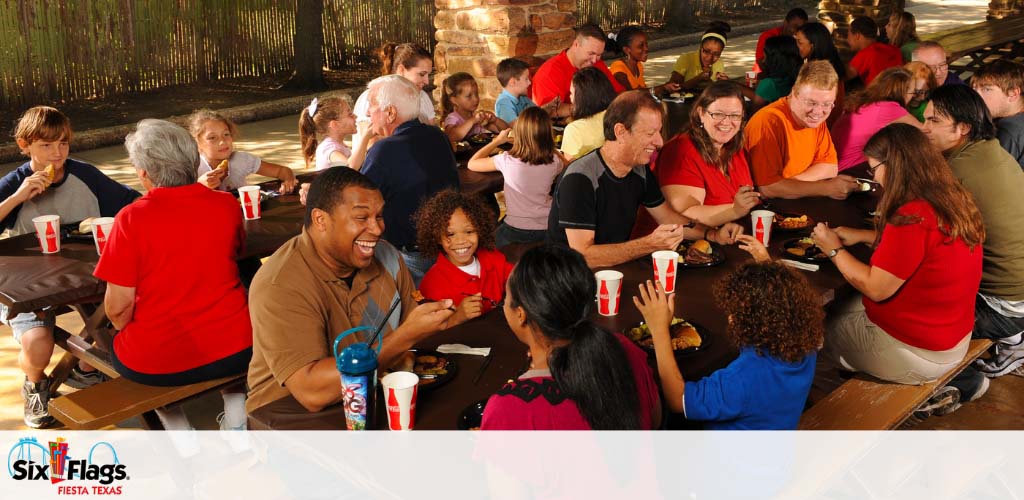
[249,190,881,431]
[920,15,1024,77]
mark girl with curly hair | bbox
[634,260,824,429]
[416,190,513,326]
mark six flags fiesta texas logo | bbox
[7,437,128,494]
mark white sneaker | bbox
[217,412,250,453]
[166,429,200,459]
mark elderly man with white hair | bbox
[913,41,965,87]
[361,74,460,284]
[94,119,253,438]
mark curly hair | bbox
[713,262,824,363]
[414,190,497,258]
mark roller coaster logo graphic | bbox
[7,437,129,488]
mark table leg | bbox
[48,353,78,394]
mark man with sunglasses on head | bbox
[745,60,859,199]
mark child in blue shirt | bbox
[494,58,559,124]
[634,239,824,430]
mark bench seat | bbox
[799,339,992,430]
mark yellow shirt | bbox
[609,60,646,89]
[672,51,725,82]
[561,111,607,159]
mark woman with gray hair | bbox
[93,119,253,442]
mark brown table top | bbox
[920,15,1024,58]
[250,191,881,430]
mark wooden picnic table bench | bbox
[920,15,1024,78]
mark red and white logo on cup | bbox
[595,270,624,316]
[746,71,758,88]
[381,371,419,431]
[32,215,61,254]
[91,217,116,256]
[751,210,775,246]
[238,186,262,220]
[652,251,679,293]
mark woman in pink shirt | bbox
[468,107,564,246]
[832,67,922,171]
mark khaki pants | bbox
[824,295,970,385]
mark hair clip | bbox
[607,33,618,42]
[308,97,319,117]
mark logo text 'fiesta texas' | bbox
[8,437,127,495]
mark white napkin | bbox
[437,344,491,357]
[780,259,820,272]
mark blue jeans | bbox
[973,293,1024,341]
[399,250,436,288]
[495,222,546,248]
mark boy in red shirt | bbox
[846,16,903,86]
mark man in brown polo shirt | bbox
[246,168,454,419]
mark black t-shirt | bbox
[547,149,665,246]
[996,112,1024,169]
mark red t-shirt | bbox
[849,42,903,85]
[531,50,625,107]
[864,200,982,351]
[419,248,513,315]
[94,183,253,374]
[632,133,753,238]
[753,26,784,72]
[480,334,659,429]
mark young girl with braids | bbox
[297,95,372,171]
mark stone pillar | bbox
[434,0,577,113]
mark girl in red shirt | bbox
[416,190,513,326]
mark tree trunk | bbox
[281,0,327,91]
[664,0,695,33]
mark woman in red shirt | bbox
[812,123,984,387]
[633,82,760,238]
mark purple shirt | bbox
[832,101,910,171]
[492,152,562,230]
[444,112,488,140]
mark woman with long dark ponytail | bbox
[481,246,660,430]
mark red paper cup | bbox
[751,210,775,246]
[239,186,262,220]
[595,270,624,317]
[746,71,757,88]
[91,217,116,256]
[381,371,419,431]
[652,251,680,294]
[32,215,61,254]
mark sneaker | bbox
[948,368,990,403]
[23,379,56,429]
[909,385,962,424]
[217,412,250,453]
[63,366,107,390]
[974,342,1024,378]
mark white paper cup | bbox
[32,215,61,254]
[751,210,775,246]
[238,186,262,220]
[594,270,624,316]
[652,251,680,294]
[381,371,419,431]
[91,217,116,256]
[745,71,757,88]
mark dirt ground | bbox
[0,2,815,139]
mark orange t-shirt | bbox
[743,96,838,185]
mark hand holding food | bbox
[648,224,687,252]
[44,163,55,182]
[663,82,682,94]
[405,300,456,336]
[811,223,842,253]
[278,167,297,194]
[198,169,224,190]
[712,223,743,245]
[736,234,770,263]
[214,159,229,175]
[633,280,675,340]
[825,175,860,200]
[494,128,512,145]
[732,185,760,215]
[16,172,50,202]
[452,294,485,325]
[714,72,729,81]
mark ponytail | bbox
[296,96,351,168]
[549,322,643,430]
[298,108,319,168]
[378,42,431,77]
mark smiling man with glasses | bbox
[745,60,858,199]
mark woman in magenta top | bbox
[633,82,760,238]
[812,124,984,385]
[831,67,922,171]
[481,245,661,430]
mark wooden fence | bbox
[2,0,789,109]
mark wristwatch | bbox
[826,247,846,259]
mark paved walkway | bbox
[0,0,997,430]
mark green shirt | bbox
[947,139,1024,300]
[755,77,793,105]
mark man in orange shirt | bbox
[745,60,859,199]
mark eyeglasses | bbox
[706,111,743,123]
[927,62,949,73]
[867,159,886,177]
[908,89,929,97]
[797,98,835,111]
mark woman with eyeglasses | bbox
[669,22,731,89]
[632,82,758,236]
[811,124,984,396]
[831,67,923,172]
